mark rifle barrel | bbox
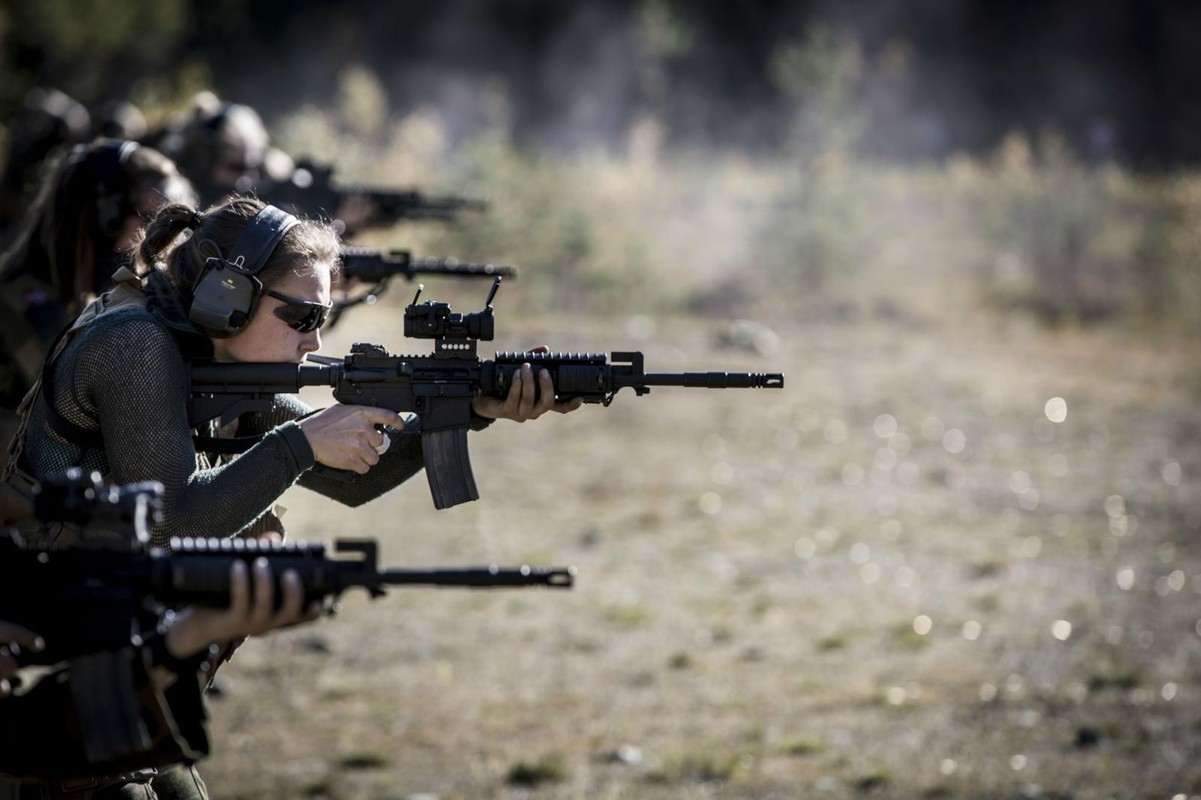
[378,565,575,588]
[407,260,516,278]
[634,372,785,389]
[343,259,517,282]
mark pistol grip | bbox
[421,427,479,509]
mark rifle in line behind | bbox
[264,159,486,234]
[330,246,517,328]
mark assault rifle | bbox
[330,246,518,329]
[264,158,486,234]
[1,470,574,667]
[188,279,785,510]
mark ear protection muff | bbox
[90,139,139,239]
[188,204,299,336]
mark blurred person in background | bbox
[153,92,376,235]
[152,92,292,208]
[0,88,92,248]
[0,140,196,413]
[95,99,150,142]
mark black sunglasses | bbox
[266,290,331,333]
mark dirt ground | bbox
[200,301,1201,800]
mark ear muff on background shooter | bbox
[90,139,139,239]
[187,204,299,336]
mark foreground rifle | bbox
[264,158,486,233]
[2,470,573,668]
[189,279,785,510]
[330,246,518,328]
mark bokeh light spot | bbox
[711,461,735,485]
[873,413,898,438]
[1044,397,1067,423]
[849,542,871,564]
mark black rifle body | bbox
[1,535,572,667]
[189,345,784,509]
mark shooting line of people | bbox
[0,88,782,798]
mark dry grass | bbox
[199,301,1201,799]
[193,105,1201,798]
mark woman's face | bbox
[210,263,333,363]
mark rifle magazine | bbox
[421,427,479,509]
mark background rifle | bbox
[264,158,486,233]
[1,470,574,667]
[188,279,785,510]
[330,246,517,328]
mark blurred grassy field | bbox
[201,107,1200,799]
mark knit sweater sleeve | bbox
[235,393,427,507]
[64,314,309,544]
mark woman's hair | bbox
[0,140,196,306]
[136,195,340,305]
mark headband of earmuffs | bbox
[187,204,300,336]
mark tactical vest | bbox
[0,267,285,541]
